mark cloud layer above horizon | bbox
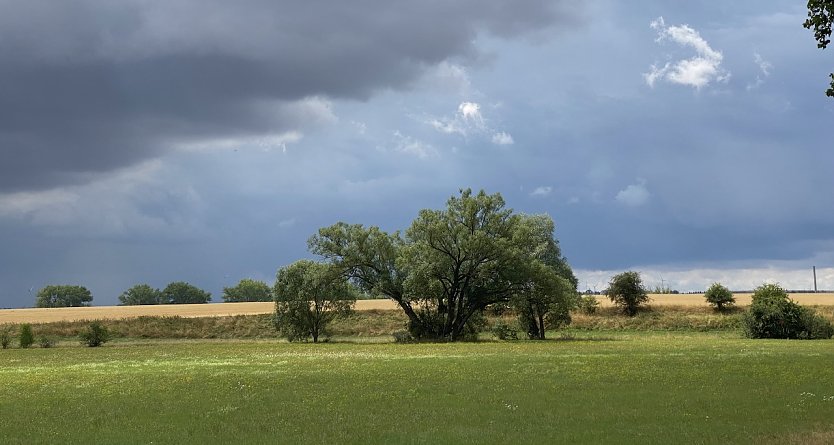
[1,1,833,306]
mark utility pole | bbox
[813,266,818,293]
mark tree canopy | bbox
[606,271,649,316]
[310,189,576,341]
[273,260,356,343]
[223,278,272,302]
[804,0,834,97]
[118,284,163,305]
[35,285,93,308]
[162,282,211,304]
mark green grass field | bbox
[2,333,833,444]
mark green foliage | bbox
[162,282,211,304]
[491,320,519,340]
[222,278,272,302]
[606,271,649,316]
[704,282,735,312]
[392,330,415,343]
[118,284,163,305]
[742,283,833,339]
[79,322,111,347]
[577,295,600,315]
[1,326,13,349]
[37,335,54,348]
[310,189,576,341]
[274,260,356,343]
[804,0,834,96]
[19,324,34,348]
[35,285,93,308]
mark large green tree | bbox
[273,260,356,343]
[804,0,834,96]
[222,278,272,302]
[35,285,93,308]
[310,189,576,341]
[162,282,211,304]
[118,284,163,305]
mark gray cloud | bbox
[0,0,578,192]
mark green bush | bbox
[742,283,833,339]
[38,335,55,348]
[19,324,34,348]
[491,321,519,340]
[704,282,734,312]
[0,326,12,349]
[577,295,599,315]
[392,330,415,343]
[80,322,111,347]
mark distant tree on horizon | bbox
[35,285,93,308]
[222,278,272,302]
[161,282,211,304]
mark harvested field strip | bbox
[1,293,833,324]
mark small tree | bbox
[19,324,34,348]
[35,285,93,308]
[223,278,272,302]
[162,282,211,304]
[512,263,576,340]
[606,271,649,316]
[119,284,163,305]
[704,282,735,312]
[274,260,356,343]
[80,322,111,347]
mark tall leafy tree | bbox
[310,189,576,341]
[35,285,93,308]
[273,260,355,343]
[162,282,211,304]
[804,0,834,96]
[222,278,272,302]
[118,284,163,305]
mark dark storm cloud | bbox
[0,0,578,192]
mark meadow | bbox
[1,333,834,444]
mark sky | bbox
[1,1,833,307]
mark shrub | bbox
[491,321,519,340]
[38,335,55,348]
[19,324,34,348]
[704,282,735,312]
[742,283,833,339]
[0,326,12,349]
[392,330,415,343]
[577,295,599,315]
[80,322,111,347]
[606,271,649,316]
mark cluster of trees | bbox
[35,278,274,308]
[118,282,211,305]
[286,189,579,342]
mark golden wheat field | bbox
[1,294,833,324]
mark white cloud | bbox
[427,101,513,145]
[391,131,437,159]
[530,186,552,197]
[616,178,650,207]
[644,16,729,89]
[747,52,773,91]
[491,131,515,145]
